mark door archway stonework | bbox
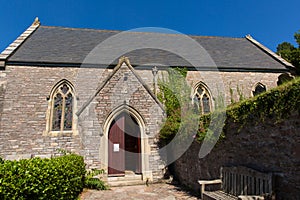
[101,105,153,181]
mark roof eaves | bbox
[0,17,40,68]
[245,34,295,70]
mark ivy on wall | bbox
[196,77,300,142]
[157,67,197,145]
[158,70,300,144]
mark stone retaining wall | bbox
[172,111,300,199]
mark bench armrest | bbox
[198,179,222,199]
[198,179,222,185]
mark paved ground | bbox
[80,183,200,200]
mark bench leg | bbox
[201,184,205,199]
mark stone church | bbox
[0,18,294,182]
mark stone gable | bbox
[95,62,163,132]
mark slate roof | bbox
[4,25,292,72]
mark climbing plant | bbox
[196,77,300,142]
[158,68,299,145]
[158,67,199,145]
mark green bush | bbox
[84,169,108,190]
[0,153,86,200]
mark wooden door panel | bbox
[108,114,125,176]
[124,113,141,174]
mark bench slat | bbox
[204,190,238,200]
[199,166,273,199]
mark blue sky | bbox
[0,0,299,52]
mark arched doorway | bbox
[108,111,141,176]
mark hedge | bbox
[0,153,86,200]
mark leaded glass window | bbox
[194,83,212,114]
[51,82,74,131]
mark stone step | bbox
[107,172,145,187]
[108,179,145,187]
[108,174,142,182]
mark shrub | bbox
[84,169,108,190]
[0,153,86,200]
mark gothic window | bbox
[49,81,74,132]
[252,83,266,96]
[193,83,212,114]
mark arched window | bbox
[48,80,75,132]
[252,83,266,96]
[193,83,212,114]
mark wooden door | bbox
[124,113,141,174]
[108,114,125,176]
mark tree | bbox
[294,30,300,48]
[276,42,296,52]
[276,30,300,75]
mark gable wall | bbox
[94,64,165,179]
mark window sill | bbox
[43,130,78,137]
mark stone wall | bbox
[186,71,280,105]
[0,65,101,163]
[0,64,284,181]
[0,75,6,131]
[0,65,166,179]
[172,111,300,199]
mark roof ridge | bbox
[0,17,40,67]
[39,25,244,40]
[245,35,295,69]
[40,25,121,33]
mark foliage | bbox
[196,77,300,142]
[229,85,246,105]
[157,67,187,114]
[158,67,300,146]
[237,85,245,102]
[0,153,86,200]
[277,42,296,52]
[292,30,299,47]
[84,169,108,190]
[276,30,300,75]
[158,67,193,145]
[226,77,300,124]
[229,87,234,104]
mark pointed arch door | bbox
[108,113,125,175]
[108,112,141,176]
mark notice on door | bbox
[113,143,119,152]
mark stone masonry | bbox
[172,111,300,199]
[0,63,284,174]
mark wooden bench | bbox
[198,166,274,200]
